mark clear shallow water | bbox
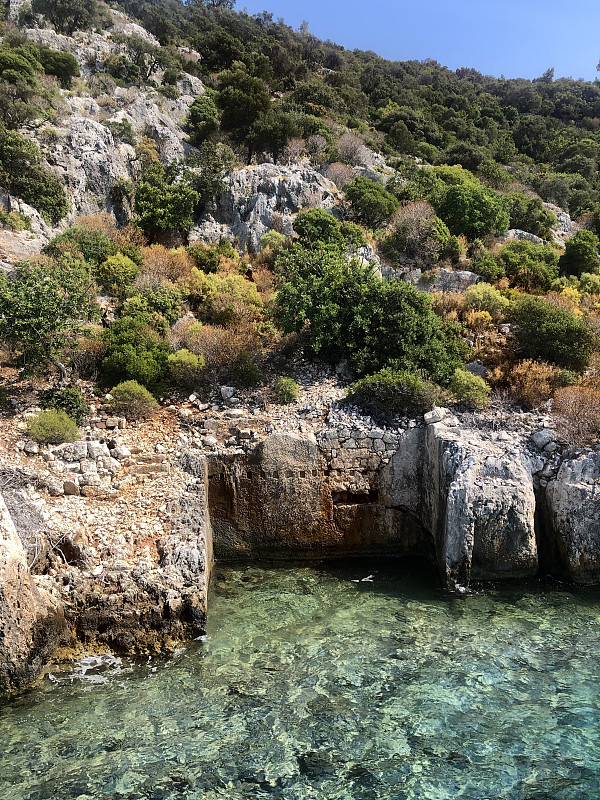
[2,563,600,800]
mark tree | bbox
[559,230,600,278]
[187,95,219,145]
[497,240,559,292]
[292,208,344,247]
[246,109,299,162]
[343,176,399,229]
[30,0,98,35]
[435,183,509,240]
[216,68,271,148]
[0,258,96,381]
[37,49,80,89]
[134,164,200,237]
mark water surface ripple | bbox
[2,562,600,799]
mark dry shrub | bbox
[507,359,558,409]
[464,309,493,333]
[184,323,262,370]
[141,245,194,284]
[389,201,435,230]
[75,213,116,237]
[281,137,306,165]
[68,331,108,379]
[553,386,600,444]
[250,266,276,300]
[432,291,466,320]
[323,161,355,188]
[546,289,582,317]
[76,215,147,252]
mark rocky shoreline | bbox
[1,366,600,699]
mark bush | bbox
[504,192,557,239]
[435,183,509,240]
[261,230,288,252]
[167,349,206,387]
[273,376,299,403]
[553,386,600,444]
[189,270,264,325]
[97,253,140,297]
[340,221,368,249]
[230,350,262,388]
[449,368,490,409]
[463,282,510,322]
[382,205,455,265]
[471,251,505,283]
[293,208,343,246]
[497,240,559,292]
[142,245,194,283]
[346,367,442,417]
[506,360,558,409]
[31,0,98,35]
[344,176,400,228]
[511,295,595,371]
[39,386,89,425]
[26,409,79,445]
[559,230,600,278]
[101,318,171,392]
[44,226,117,266]
[108,380,159,420]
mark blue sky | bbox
[239,0,600,82]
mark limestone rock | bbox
[191,164,340,254]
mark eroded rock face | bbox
[546,453,600,583]
[0,493,65,697]
[191,164,340,254]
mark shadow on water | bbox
[2,558,600,800]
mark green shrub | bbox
[39,386,89,425]
[189,269,264,325]
[504,192,557,239]
[340,221,368,249]
[101,318,171,392]
[293,208,343,246]
[230,350,262,388]
[497,240,559,292]
[344,176,400,228]
[97,253,140,297]
[511,295,595,371]
[435,183,509,240]
[463,283,510,322]
[108,380,159,420]
[167,349,206,387]
[346,367,442,417]
[381,212,454,265]
[0,210,30,231]
[158,85,180,100]
[105,119,136,146]
[471,251,505,283]
[559,230,600,278]
[449,368,490,409]
[142,285,183,325]
[186,243,221,273]
[261,230,287,251]
[43,226,117,266]
[273,376,299,403]
[579,272,600,295]
[26,409,79,444]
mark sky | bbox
[239,0,600,82]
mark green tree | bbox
[134,164,200,237]
[187,95,219,145]
[0,258,96,380]
[343,176,399,229]
[436,183,509,240]
[0,126,69,222]
[512,295,594,371]
[246,108,299,161]
[504,191,557,239]
[216,68,271,149]
[559,230,600,278]
[30,0,98,35]
[292,208,343,247]
[37,49,80,89]
[497,240,559,292]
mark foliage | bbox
[463,282,510,322]
[293,208,343,246]
[559,230,600,278]
[185,141,237,214]
[216,68,271,146]
[346,367,441,417]
[105,119,137,146]
[503,192,556,239]
[435,183,509,240]
[26,409,79,445]
[187,94,219,144]
[97,253,140,297]
[189,269,263,324]
[31,0,98,35]
[101,317,171,392]
[37,48,80,88]
[230,350,261,387]
[39,386,89,425]
[0,258,96,376]
[506,359,558,409]
[511,295,594,371]
[382,204,456,265]
[0,210,30,231]
[167,349,206,387]
[275,242,466,382]
[449,368,490,409]
[260,230,287,251]
[343,176,399,228]
[471,251,505,283]
[497,240,559,292]
[0,127,69,222]
[108,380,159,419]
[134,164,200,236]
[340,221,367,249]
[43,226,117,265]
[273,376,299,403]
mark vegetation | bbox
[39,386,89,425]
[26,409,79,444]
[346,367,441,417]
[273,376,299,403]
[108,380,159,419]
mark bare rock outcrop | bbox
[0,493,65,697]
[191,164,340,253]
[546,452,600,583]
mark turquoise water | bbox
[2,562,600,800]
